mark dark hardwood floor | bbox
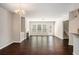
[0,36,73,55]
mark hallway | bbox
[0,36,73,55]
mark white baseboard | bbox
[0,41,13,49]
[13,39,26,43]
[13,40,22,43]
[55,36,63,40]
[0,38,26,49]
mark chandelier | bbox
[15,8,25,16]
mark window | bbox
[32,25,36,32]
[37,24,41,32]
[43,24,46,32]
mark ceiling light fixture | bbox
[15,8,25,16]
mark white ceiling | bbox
[0,3,79,18]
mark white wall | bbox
[0,7,25,49]
[12,14,21,43]
[54,20,63,39]
[0,7,13,49]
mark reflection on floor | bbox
[31,36,54,51]
[0,36,73,55]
